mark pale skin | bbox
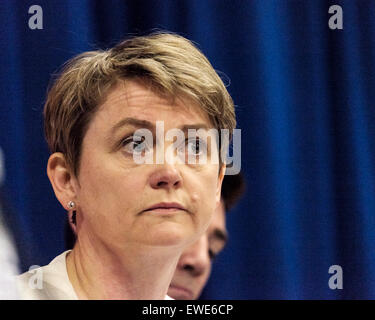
[47,79,225,299]
[168,200,227,300]
[65,196,227,299]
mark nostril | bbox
[149,167,183,189]
[150,170,182,189]
[157,181,167,187]
[183,264,195,272]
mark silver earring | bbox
[67,201,76,210]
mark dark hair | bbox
[221,173,245,211]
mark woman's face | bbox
[72,80,224,251]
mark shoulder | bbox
[16,250,76,300]
[16,263,51,299]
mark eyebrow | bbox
[180,124,211,133]
[111,118,155,134]
[111,117,211,135]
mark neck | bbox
[66,235,181,300]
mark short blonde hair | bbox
[44,32,236,175]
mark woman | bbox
[16,32,236,299]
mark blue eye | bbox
[122,136,151,155]
[186,138,206,155]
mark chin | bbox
[146,222,196,247]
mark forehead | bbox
[93,80,213,129]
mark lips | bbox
[142,202,188,214]
[168,284,194,300]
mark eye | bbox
[186,138,206,156]
[121,136,151,155]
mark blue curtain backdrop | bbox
[0,0,374,299]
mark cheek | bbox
[187,167,220,224]
[195,268,212,294]
[77,152,146,222]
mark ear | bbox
[46,152,79,211]
[216,164,226,204]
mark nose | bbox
[149,164,183,190]
[177,236,210,277]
